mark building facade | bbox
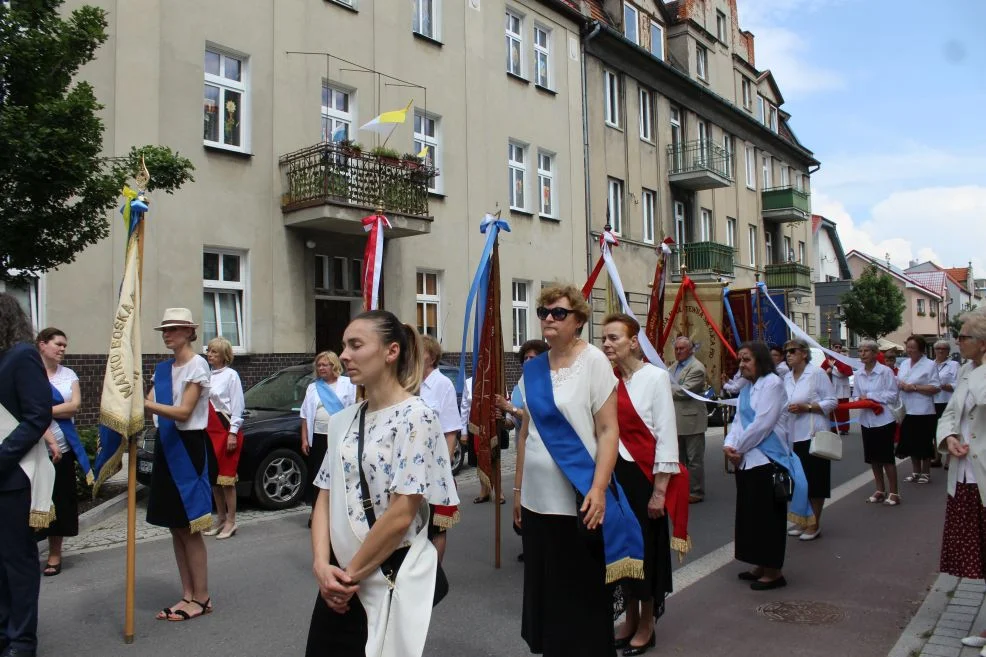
[811,215,852,346]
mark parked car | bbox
[703,384,735,427]
[437,362,466,474]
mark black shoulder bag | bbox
[355,404,449,607]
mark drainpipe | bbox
[581,21,602,341]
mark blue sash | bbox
[738,385,813,527]
[523,353,644,583]
[51,384,94,485]
[315,379,344,415]
[154,360,212,533]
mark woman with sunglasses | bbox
[781,339,837,542]
[513,285,640,657]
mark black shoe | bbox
[750,576,787,591]
[737,570,761,581]
[3,648,38,657]
[623,633,656,656]
[614,636,632,650]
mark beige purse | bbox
[807,375,842,460]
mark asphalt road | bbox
[36,425,945,656]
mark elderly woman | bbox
[896,335,941,484]
[931,340,959,468]
[300,351,356,510]
[512,284,641,657]
[144,308,213,621]
[935,312,986,653]
[725,341,809,591]
[305,310,457,657]
[853,340,902,505]
[822,342,853,436]
[202,337,245,540]
[35,328,90,577]
[602,313,678,656]
[782,339,837,542]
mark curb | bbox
[38,484,146,557]
[888,573,960,657]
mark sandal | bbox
[168,598,212,622]
[904,474,918,483]
[156,598,190,620]
[884,493,901,506]
[43,561,62,577]
[866,491,886,503]
[473,495,491,504]
[916,474,931,484]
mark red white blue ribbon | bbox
[361,214,391,310]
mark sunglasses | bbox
[784,348,802,355]
[536,306,573,321]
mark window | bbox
[315,255,360,295]
[757,95,765,124]
[649,21,664,60]
[413,0,439,40]
[699,208,713,241]
[802,175,810,193]
[537,150,555,217]
[697,120,709,166]
[764,231,774,265]
[604,70,621,127]
[416,270,441,338]
[534,25,551,88]
[798,241,806,265]
[623,3,639,45]
[716,10,727,42]
[783,236,793,262]
[761,154,772,188]
[642,189,656,244]
[747,225,758,267]
[745,145,756,189]
[508,141,527,210]
[203,249,246,350]
[321,83,353,143]
[670,106,682,170]
[696,43,708,81]
[0,278,40,328]
[639,88,654,142]
[722,132,734,179]
[511,281,530,348]
[741,78,752,110]
[413,111,440,192]
[505,10,523,76]
[726,217,736,248]
[607,178,624,235]
[917,299,926,315]
[794,172,804,191]
[204,48,248,150]
[780,164,790,187]
[768,105,778,133]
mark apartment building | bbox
[811,215,852,346]
[580,0,819,340]
[37,0,586,419]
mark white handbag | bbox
[807,377,843,461]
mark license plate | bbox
[138,460,153,474]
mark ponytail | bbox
[352,310,424,394]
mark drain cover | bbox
[756,601,845,625]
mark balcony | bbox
[278,142,439,237]
[666,140,732,190]
[761,186,811,224]
[764,262,812,291]
[677,241,735,279]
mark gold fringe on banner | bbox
[91,443,124,499]
[216,475,238,486]
[605,557,646,584]
[189,514,213,535]
[671,535,692,563]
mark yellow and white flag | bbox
[359,100,413,134]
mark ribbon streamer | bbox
[361,214,392,310]
[722,287,742,349]
[680,278,738,361]
[675,385,739,408]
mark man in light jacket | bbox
[671,336,709,503]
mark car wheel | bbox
[451,442,465,476]
[253,448,308,510]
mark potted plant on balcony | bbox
[401,152,424,170]
[370,145,402,166]
[339,139,363,157]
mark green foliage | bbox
[75,427,100,499]
[0,1,195,284]
[370,145,402,160]
[840,265,907,339]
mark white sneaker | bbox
[979,644,986,657]
[963,634,986,647]
[787,527,804,536]
[799,528,822,541]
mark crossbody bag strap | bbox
[355,403,378,528]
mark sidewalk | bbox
[891,574,986,657]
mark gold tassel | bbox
[432,509,461,529]
[189,514,213,535]
[216,475,238,486]
[671,535,692,563]
[477,469,492,493]
[92,443,125,499]
[605,557,645,584]
[85,471,95,486]
[29,507,56,529]
[787,512,813,528]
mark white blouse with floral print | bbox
[314,396,459,544]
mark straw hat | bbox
[153,308,199,331]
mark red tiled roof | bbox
[583,0,613,24]
[945,267,970,285]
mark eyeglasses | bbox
[536,306,573,321]
[784,348,801,355]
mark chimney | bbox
[908,259,918,268]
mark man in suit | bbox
[0,294,53,657]
[671,336,708,503]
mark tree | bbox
[0,1,194,284]
[840,265,907,339]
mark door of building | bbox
[315,299,354,354]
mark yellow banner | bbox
[661,282,725,393]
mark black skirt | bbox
[896,413,937,459]
[305,551,369,657]
[861,422,897,464]
[306,432,328,506]
[40,450,79,537]
[146,429,210,529]
[521,507,614,657]
[613,457,672,605]
[734,463,787,570]
[793,439,831,498]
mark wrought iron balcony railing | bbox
[666,140,732,180]
[680,241,735,277]
[764,262,812,290]
[761,186,811,222]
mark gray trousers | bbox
[678,432,706,498]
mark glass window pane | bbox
[205,50,220,76]
[202,291,218,343]
[335,90,348,112]
[315,256,326,288]
[417,303,425,334]
[322,84,330,107]
[222,254,240,282]
[224,56,242,82]
[223,89,242,147]
[203,85,220,142]
[425,303,438,336]
[217,292,241,346]
[416,272,424,295]
[351,260,362,293]
[203,252,219,280]
[425,273,437,296]
[332,258,346,291]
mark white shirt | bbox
[724,373,788,470]
[153,355,211,431]
[722,369,749,396]
[300,376,357,444]
[828,361,852,398]
[459,377,473,437]
[209,367,245,433]
[775,361,790,378]
[852,362,899,428]
[934,359,960,405]
[419,368,463,435]
[782,364,837,444]
[47,365,79,453]
[958,390,978,485]
[897,356,940,416]
[520,344,617,516]
[618,364,679,472]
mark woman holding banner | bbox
[513,285,643,657]
[144,308,213,621]
[300,351,356,510]
[602,313,679,656]
[725,341,810,590]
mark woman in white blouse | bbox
[853,339,902,505]
[895,335,941,484]
[305,310,457,657]
[300,351,356,510]
[931,340,960,468]
[782,339,837,542]
[602,313,678,656]
[512,285,623,657]
[202,337,245,539]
